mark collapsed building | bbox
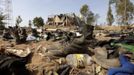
[46,13,77,26]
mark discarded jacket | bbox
[0,54,29,75]
[93,47,120,69]
[112,43,134,52]
[108,54,134,75]
[57,64,71,75]
[49,25,95,57]
[2,32,13,40]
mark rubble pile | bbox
[0,24,133,75]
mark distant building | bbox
[46,13,76,26]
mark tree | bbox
[0,13,5,29]
[80,4,89,23]
[16,16,22,26]
[80,4,95,25]
[107,4,114,26]
[110,0,134,25]
[94,14,100,25]
[33,17,44,28]
[28,20,32,27]
[80,4,89,18]
[86,11,95,25]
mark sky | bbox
[12,0,134,26]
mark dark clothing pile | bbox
[32,29,39,38]
[3,32,13,40]
[0,54,29,75]
[2,29,13,40]
[50,24,95,57]
[14,27,27,44]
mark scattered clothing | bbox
[2,29,13,40]
[113,43,134,52]
[108,54,134,75]
[0,54,29,75]
[26,34,36,41]
[57,64,71,75]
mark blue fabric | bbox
[115,73,131,75]
[108,54,134,75]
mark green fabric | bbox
[114,43,134,52]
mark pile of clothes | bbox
[0,54,29,75]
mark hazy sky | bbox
[12,0,134,26]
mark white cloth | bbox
[26,35,36,41]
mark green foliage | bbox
[107,5,114,25]
[0,13,5,29]
[80,4,89,17]
[33,17,44,28]
[87,11,95,25]
[110,0,134,25]
[16,16,22,26]
[80,4,95,25]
